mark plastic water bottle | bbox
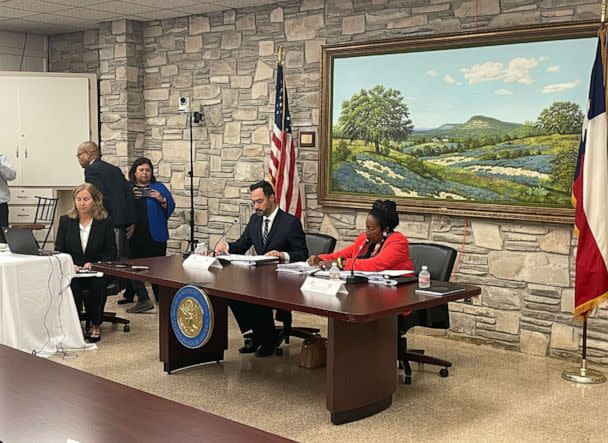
[329,262,341,280]
[418,265,431,288]
[195,241,208,256]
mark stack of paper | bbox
[218,254,279,266]
[276,262,318,275]
[312,269,415,283]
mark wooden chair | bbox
[11,196,58,249]
[398,243,457,384]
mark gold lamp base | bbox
[562,359,606,384]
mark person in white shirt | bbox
[54,183,117,342]
[0,153,17,227]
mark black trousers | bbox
[71,277,108,326]
[124,239,167,302]
[229,301,276,346]
[0,202,8,227]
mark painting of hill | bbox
[414,116,527,138]
[327,33,595,212]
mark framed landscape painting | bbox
[319,22,600,223]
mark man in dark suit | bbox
[76,141,135,233]
[215,180,308,357]
[77,141,139,304]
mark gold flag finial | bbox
[602,0,607,23]
[277,46,285,65]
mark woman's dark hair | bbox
[369,200,399,231]
[128,157,156,183]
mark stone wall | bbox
[48,0,608,363]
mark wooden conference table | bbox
[93,255,480,425]
[0,344,290,442]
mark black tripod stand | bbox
[186,111,204,255]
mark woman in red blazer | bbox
[308,200,413,272]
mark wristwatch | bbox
[337,256,344,270]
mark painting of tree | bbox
[320,23,598,223]
[337,85,413,154]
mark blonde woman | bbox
[55,183,117,342]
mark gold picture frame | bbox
[319,22,600,224]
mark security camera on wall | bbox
[178,96,191,112]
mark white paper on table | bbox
[73,271,104,278]
[276,261,317,274]
[182,254,223,270]
[220,254,279,263]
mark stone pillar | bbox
[98,19,145,169]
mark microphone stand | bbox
[186,110,204,256]
[346,241,369,284]
[212,218,239,256]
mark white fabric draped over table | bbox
[0,251,96,356]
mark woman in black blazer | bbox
[55,183,117,342]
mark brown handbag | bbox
[298,336,327,369]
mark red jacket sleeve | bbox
[344,232,413,272]
[318,232,366,262]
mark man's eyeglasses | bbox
[76,152,86,158]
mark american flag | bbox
[572,30,608,317]
[269,62,302,219]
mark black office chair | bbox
[398,243,457,384]
[79,228,130,333]
[249,233,337,356]
[11,196,58,249]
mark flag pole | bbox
[562,315,606,383]
[562,6,607,385]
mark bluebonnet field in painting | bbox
[331,37,596,207]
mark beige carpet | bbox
[51,295,608,442]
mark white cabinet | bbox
[0,77,20,166]
[1,72,98,248]
[0,72,97,187]
[8,187,56,245]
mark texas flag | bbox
[572,31,608,317]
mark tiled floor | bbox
[51,296,608,442]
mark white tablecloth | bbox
[0,251,96,356]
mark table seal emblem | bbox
[170,285,214,349]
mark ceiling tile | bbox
[211,0,278,8]
[87,1,157,14]
[2,0,73,13]
[126,0,199,7]
[136,9,191,20]
[0,6,40,18]
[174,4,228,15]
[55,7,118,20]
[45,1,111,5]
[22,13,99,25]
[0,18,79,34]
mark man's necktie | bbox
[262,218,270,245]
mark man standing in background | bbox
[76,141,135,235]
[0,153,17,227]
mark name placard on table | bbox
[182,254,223,270]
[301,276,349,296]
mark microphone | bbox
[346,239,369,284]
[212,218,239,255]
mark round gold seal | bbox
[177,297,204,338]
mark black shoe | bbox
[255,344,276,358]
[239,342,258,354]
[117,298,134,305]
